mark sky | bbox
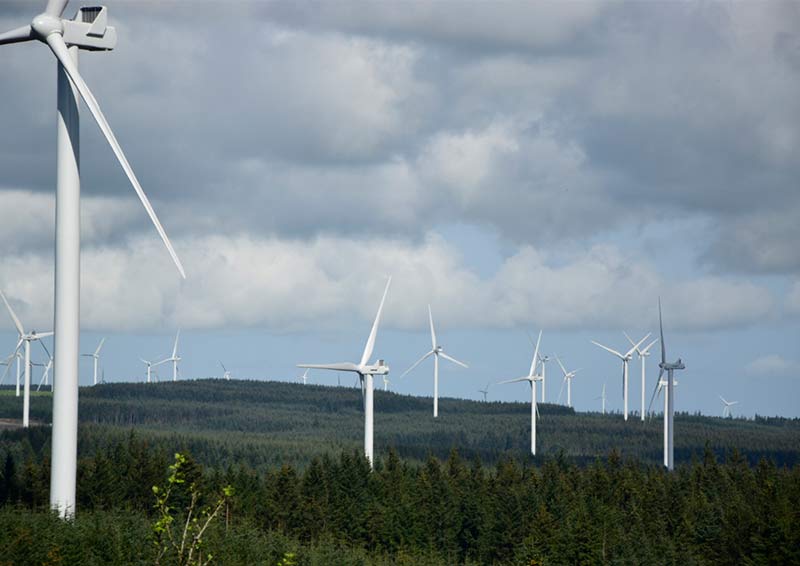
[0,1,798,418]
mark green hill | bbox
[1,379,797,471]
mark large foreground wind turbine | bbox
[625,332,659,422]
[591,334,648,421]
[498,330,543,455]
[0,1,184,518]
[81,337,105,386]
[1,290,53,428]
[298,277,392,468]
[647,299,685,471]
[719,396,738,418]
[400,305,468,418]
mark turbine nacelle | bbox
[33,6,116,51]
[361,359,389,376]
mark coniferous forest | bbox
[1,380,799,565]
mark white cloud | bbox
[745,354,800,378]
[0,233,777,333]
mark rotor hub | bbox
[31,13,63,40]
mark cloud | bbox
[0,232,777,333]
[745,354,800,378]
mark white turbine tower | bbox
[382,375,390,391]
[625,332,659,421]
[555,356,580,408]
[719,396,738,418]
[0,1,184,518]
[162,331,181,382]
[650,374,679,467]
[400,305,468,418]
[298,277,392,468]
[538,352,550,402]
[220,362,231,381]
[498,330,543,456]
[81,338,105,386]
[478,382,490,402]
[646,299,685,471]
[591,334,649,421]
[1,290,53,428]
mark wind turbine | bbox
[719,396,738,418]
[0,1,185,518]
[81,337,105,386]
[478,382,490,402]
[400,305,468,418]
[35,358,54,392]
[297,368,310,385]
[219,362,231,381]
[555,356,580,408]
[650,374,679,467]
[161,331,181,382]
[382,375,390,391]
[595,383,607,415]
[646,299,685,471]
[1,350,23,396]
[625,332,659,422]
[140,358,158,384]
[498,330,543,455]
[1,290,53,428]
[298,277,392,468]
[591,334,649,421]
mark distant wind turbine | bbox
[478,382,490,402]
[297,368,310,385]
[382,375,390,391]
[400,305,468,418]
[498,330,543,455]
[647,299,685,471]
[591,334,649,421]
[719,395,738,418]
[220,362,231,381]
[1,290,53,427]
[1,350,23,396]
[81,338,105,386]
[595,383,607,415]
[161,331,181,382]
[625,332,659,421]
[538,351,550,403]
[555,355,580,408]
[140,358,158,384]
[298,277,392,468]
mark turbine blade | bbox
[172,330,180,358]
[95,337,106,356]
[297,362,361,373]
[642,338,659,355]
[647,373,662,414]
[719,395,727,404]
[555,355,568,376]
[35,331,54,339]
[557,375,566,403]
[399,350,434,379]
[360,277,391,366]
[45,0,69,17]
[0,25,34,46]
[428,304,437,349]
[624,333,650,359]
[220,361,227,372]
[39,340,52,360]
[498,376,530,385]
[591,340,624,359]
[529,330,542,377]
[45,34,186,279]
[623,331,636,347]
[659,298,666,365]
[0,290,25,335]
[439,352,468,369]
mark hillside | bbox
[1,379,797,471]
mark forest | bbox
[0,380,799,565]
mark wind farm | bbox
[0,1,797,564]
